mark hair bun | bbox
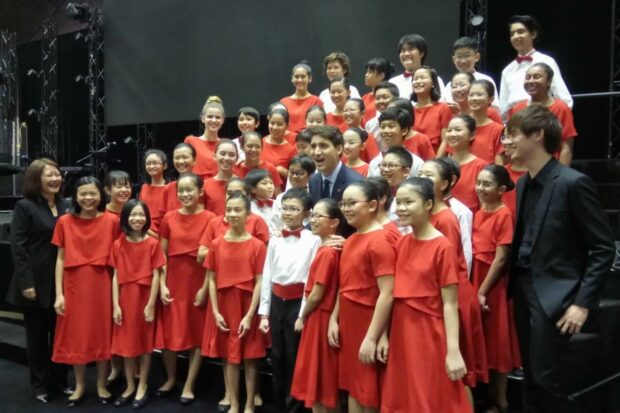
[206,95,222,104]
[299,59,311,66]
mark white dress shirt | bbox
[498,50,572,117]
[445,71,499,109]
[367,150,424,178]
[390,73,447,101]
[319,85,361,113]
[448,196,473,276]
[259,229,320,316]
[251,200,279,237]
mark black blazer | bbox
[509,160,614,319]
[6,196,71,308]
[308,164,363,204]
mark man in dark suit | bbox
[506,104,614,412]
[308,125,363,204]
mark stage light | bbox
[468,15,485,30]
[66,3,91,23]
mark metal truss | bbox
[0,30,17,161]
[462,0,489,70]
[40,21,58,160]
[136,123,155,179]
[609,0,620,158]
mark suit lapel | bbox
[529,164,560,248]
[332,167,347,200]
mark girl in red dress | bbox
[366,176,402,243]
[110,200,166,408]
[418,159,489,397]
[261,108,298,182]
[473,165,521,413]
[389,98,436,161]
[508,63,577,165]
[448,73,502,124]
[140,149,168,236]
[447,115,489,212]
[204,139,239,216]
[51,176,120,405]
[305,105,327,128]
[326,77,350,132]
[160,143,197,216]
[362,57,395,125]
[156,173,216,404]
[291,198,344,412]
[468,80,504,164]
[382,177,471,413]
[343,127,369,177]
[343,99,380,162]
[328,180,396,412]
[184,95,224,180]
[201,192,267,413]
[104,170,131,216]
[411,66,453,156]
[233,131,283,191]
[281,61,323,133]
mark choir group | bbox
[10,14,585,413]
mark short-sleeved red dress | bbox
[260,139,297,172]
[509,100,577,142]
[156,209,215,350]
[383,221,402,244]
[184,135,219,180]
[349,163,369,177]
[51,213,120,364]
[382,235,472,413]
[414,102,453,152]
[110,236,166,357]
[233,160,283,188]
[472,206,521,372]
[338,229,396,408]
[139,183,167,232]
[281,95,324,133]
[404,131,436,161]
[431,208,488,387]
[451,156,488,213]
[291,246,340,409]
[326,113,347,132]
[470,122,504,164]
[200,214,270,247]
[362,92,376,125]
[201,236,267,363]
[204,177,228,216]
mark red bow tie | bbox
[255,199,273,208]
[282,228,302,238]
[515,55,533,64]
[403,71,413,78]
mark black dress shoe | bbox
[34,393,51,404]
[155,386,176,397]
[217,402,231,412]
[66,395,84,407]
[113,392,135,407]
[132,392,149,409]
[179,396,195,405]
[99,394,114,404]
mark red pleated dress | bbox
[139,183,167,232]
[184,135,219,180]
[451,156,488,213]
[200,214,270,247]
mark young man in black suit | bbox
[506,104,614,412]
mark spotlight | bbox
[468,15,485,31]
[66,3,91,23]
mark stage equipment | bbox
[463,0,488,70]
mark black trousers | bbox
[514,274,574,412]
[22,306,67,395]
[268,294,308,413]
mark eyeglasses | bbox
[309,212,330,220]
[378,162,404,170]
[338,200,368,210]
[280,206,302,214]
[453,53,474,60]
[288,170,307,178]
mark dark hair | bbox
[104,170,131,189]
[329,76,350,91]
[226,177,251,196]
[346,97,365,113]
[528,62,555,83]
[305,105,326,121]
[23,158,61,201]
[366,57,395,80]
[508,15,541,39]
[174,142,197,159]
[366,176,393,211]
[215,138,239,159]
[226,190,251,212]
[268,101,287,113]
[440,156,461,186]
[282,187,313,211]
[399,176,435,208]
[379,106,413,129]
[270,108,290,125]
[177,172,203,190]
[238,106,260,122]
[385,146,414,169]
[144,149,167,165]
[345,180,380,202]
[452,71,476,85]
[453,36,479,51]
[397,33,428,63]
[388,98,416,124]
[451,114,476,135]
[289,154,316,175]
[313,197,347,235]
[292,60,312,77]
[410,66,441,102]
[309,125,344,147]
[323,52,351,76]
[120,199,151,236]
[240,131,263,148]
[245,168,272,191]
[470,79,496,98]
[72,176,106,214]
[344,127,368,143]
[374,81,399,98]
[425,159,452,196]
[482,165,515,192]
[506,103,562,154]
[296,128,313,144]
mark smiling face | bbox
[399,45,423,72]
[309,201,337,236]
[329,81,350,109]
[176,176,203,208]
[215,142,238,172]
[305,109,325,127]
[225,197,248,229]
[524,65,551,101]
[446,117,474,151]
[280,198,305,229]
[452,47,480,74]
[288,164,310,188]
[342,129,364,161]
[253,176,275,201]
[451,73,473,105]
[343,100,363,127]
[76,183,101,214]
[418,162,449,200]
[173,147,195,173]
[40,165,62,197]
[340,186,375,229]
[107,180,131,206]
[237,113,259,133]
[326,61,344,82]
[311,135,342,175]
[510,22,536,55]
[202,107,224,133]
[128,204,147,233]
[269,113,287,140]
[395,184,432,226]
[380,153,409,188]
[380,119,406,148]
[292,67,311,92]
[374,87,396,113]
[242,135,262,162]
[145,153,166,178]
[467,83,492,112]
[412,68,433,97]
[475,169,504,204]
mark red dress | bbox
[414,102,453,151]
[326,113,347,132]
[362,92,377,125]
[470,122,504,164]
[383,221,402,244]
[403,131,436,160]
[382,236,472,413]
[361,133,380,163]
[51,213,120,364]
[204,177,228,216]
[260,139,297,171]
[233,160,283,188]
[160,181,208,217]
[110,236,166,357]
[339,229,396,408]
[503,165,526,220]
[471,206,521,372]
[184,135,219,180]
[451,156,488,213]
[201,237,267,363]
[200,214,270,246]
[281,95,323,133]
[291,246,340,408]
[349,163,369,177]
[156,209,215,350]
[431,208,488,387]
[509,100,577,141]
[488,107,502,124]
[284,130,298,145]
[139,183,166,232]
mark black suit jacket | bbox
[509,160,614,319]
[6,196,71,308]
[308,165,363,205]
